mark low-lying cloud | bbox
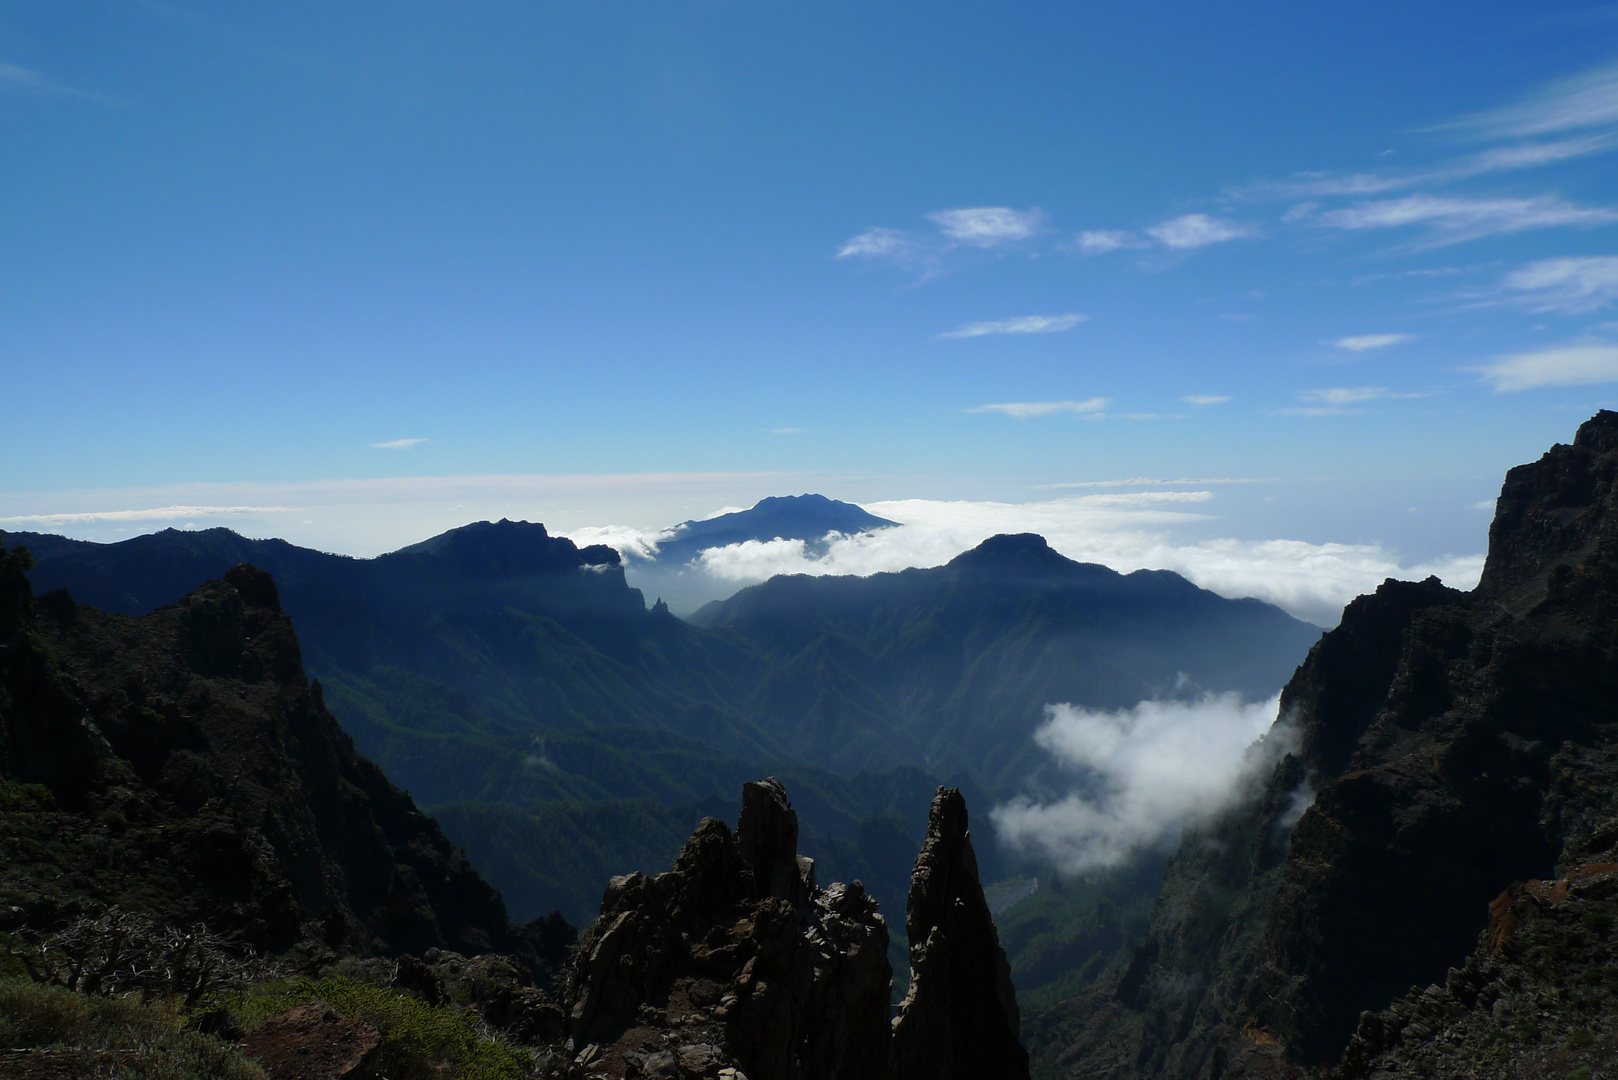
[991,693,1288,874]
[597,492,1487,626]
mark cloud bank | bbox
[991,694,1289,874]
[614,492,1486,626]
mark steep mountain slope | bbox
[692,533,1321,783]
[8,520,773,762]
[0,544,552,967]
[1029,410,1618,1078]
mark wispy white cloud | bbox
[768,427,808,435]
[992,694,1288,874]
[0,505,297,525]
[1500,256,1618,312]
[967,398,1110,418]
[940,313,1088,339]
[1319,194,1618,246]
[0,61,110,102]
[1299,386,1426,406]
[836,227,913,260]
[1329,333,1415,351]
[1076,229,1148,254]
[371,438,426,449]
[1438,61,1618,139]
[1181,395,1232,406]
[1473,343,1618,391]
[926,206,1044,246]
[1145,213,1251,249]
[1240,135,1617,203]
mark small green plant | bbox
[0,977,265,1079]
[235,976,531,1080]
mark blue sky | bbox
[5,2,1618,619]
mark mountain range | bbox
[5,498,1318,1004]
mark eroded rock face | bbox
[892,787,1027,1080]
[1030,411,1618,1078]
[565,778,892,1080]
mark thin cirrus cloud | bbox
[370,438,427,449]
[940,314,1088,339]
[1180,395,1231,406]
[1437,61,1618,140]
[967,398,1110,418]
[1500,256,1618,313]
[1318,194,1618,247]
[1300,386,1424,405]
[1330,334,1414,351]
[1144,213,1252,249]
[0,60,111,102]
[925,206,1044,246]
[1472,344,1618,391]
[836,227,913,260]
[1077,229,1149,253]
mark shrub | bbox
[236,976,531,1080]
[0,977,265,1079]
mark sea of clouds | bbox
[570,491,1484,626]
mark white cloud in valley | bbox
[940,314,1088,339]
[371,438,426,449]
[991,694,1289,873]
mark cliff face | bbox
[1032,410,1618,1078]
[0,553,550,967]
[563,781,1028,1080]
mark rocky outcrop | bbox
[1031,410,1618,1079]
[892,788,1027,1080]
[1340,862,1618,1078]
[565,778,892,1080]
[0,551,566,977]
[563,781,1029,1080]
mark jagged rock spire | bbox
[892,787,1028,1080]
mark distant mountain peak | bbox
[946,533,1107,578]
[649,493,898,565]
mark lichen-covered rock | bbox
[892,787,1027,1080]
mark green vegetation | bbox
[992,853,1165,1014]
[232,977,532,1080]
[0,977,266,1080]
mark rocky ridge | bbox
[562,779,1028,1080]
[1029,410,1618,1078]
[0,549,566,972]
